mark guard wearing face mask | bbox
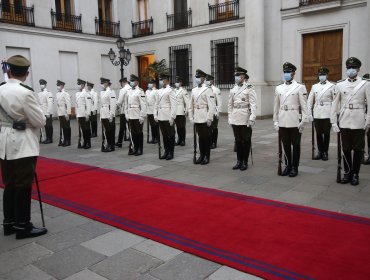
[115,78,130,147]
[228,67,257,171]
[363,73,370,165]
[146,79,160,144]
[76,79,92,149]
[307,67,336,161]
[125,74,146,156]
[100,77,116,152]
[56,80,71,146]
[154,73,177,160]
[205,75,222,149]
[87,82,99,138]
[174,76,189,146]
[38,79,54,144]
[331,57,370,185]
[189,69,215,165]
[273,62,308,177]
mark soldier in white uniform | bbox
[116,77,130,147]
[363,73,370,165]
[56,80,71,146]
[146,79,159,144]
[205,74,222,149]
[125,74,146,156]
[100,77,116,152]
[331,57,370,185]
[228,67,257,171]
[76,79,92,149]
[154,73,177,160]
[189,69,215,165]
[273,62,309,177]
[174,76,189,146]
[87,81,99,138]
[38,79,54,144]
[307,67,336,161]
[0,55,47,239]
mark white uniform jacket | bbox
[0,79,46,160]
[56,89,71,117]
[146,88,158,115]
[76,89,91,118]
[154,85,177,121]
[91,89,99,113]
[38,88,53,116]
[188,84,215,124]
[228,82,257,126]
[117,84,131,115]
[100,87,116,119]
[175,87,189,116]
[126,86,146,120]
[307,81,335,119]
[331,78,370,129]
[273,80,309,128]
[211,85,222,117]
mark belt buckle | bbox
[320,101,323,106]
[284,105,288,111]
[349,104,353,109]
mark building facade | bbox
[1,0,369,117]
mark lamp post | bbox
[108,37,131,80]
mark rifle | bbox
[34,173,45,227]
[102,125,108,150]
[158,124,162,159]
[40,127,46,143]
[278,130,282,176]
[147,117,150,143]
[336,131,342,183]
[193,123,197,164]
[312,110,315,160]
[78,121,83,148]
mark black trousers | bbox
[101,118,115,148]
[45,115,53,141]
[90,111,98,136]
[78,117,91,146]
[129,119,144,152]
[148,114,159,141]
[314,118,331,153]
[1,156,37,225]
[195,123,211,157]
[232,125,252,163]
[159,120,175,153]
[175,115,186,143]
[280,127,301,168]
[367,129,370,153]
[341,128,365,174]
[211,116,219,145]
[117,114,128,144]
[58,116,71,144]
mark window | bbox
[55,0,73,16]
[98,0,112,22]
[138,0,148,21]
[211,37,238,88]
[169,44,192,89]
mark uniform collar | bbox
[348,78,357,82]
[320,81,327,85]
[8,78,22,84]
[285,79,296,85]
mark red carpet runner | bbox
[1,157,370,280]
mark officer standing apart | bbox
[154,73,177,160]
[56,80,71,146]
[206,74,222,149]
[38,79,54,144]
[0,55,47,239]
[76,79,91,149]
[228,67,257,171]
[174,76,189,146]
[189,69,215,165]
[87,82,99,138]
[116,77,131,147]
[146,79,160,144]
[331,57,370,185]
[307,67,336,161]
[100,77,116,152]
[125,74,146,156]
[273,62,309,177]
[363,73,370,165]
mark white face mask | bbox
[148,83,153,89]
[205,80,211,86]
[175,83,180,88]
[40,84,46,90]
[318,75,327,83]
[130,81,135,88]
[346,68,357,78]
[101,84,105,90]
[234,76,242,84]
[195,78,202,85]
[57,86,62,91]
[78,84,84,90]
[159,80,164,88]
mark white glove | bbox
[298,121,305,133]
[190,119,194,124]
[85,116,90,122]
[93,110,97,115]
[332,123,340,133]
[169,118,174,126]
[48,114,52,118]
[109,116,113,123]
[154,117,158,123]
[364,124,370,133]
[247,120,255,127]
[308,115,314,122]
[207,120,212,127]
[185,111,188,117]
[228,118,231,125]
[65,114,69,121]
[215,112,219,119]
[274,121,279,131]
[139,118,144,125]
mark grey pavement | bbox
[1,116,369,280]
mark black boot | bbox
[341,173,352,184]
[135,133,143,156]
[201,155,209,165]
[281,165,292,176]
[166,137,175,160]
[195,154,204,164]
[14,223,47,240]
[3,222,15,236]
[240,141,249,171]
[129,134,138,155]
[232,142,242,170]
[313,152,323,160]
[322,152,328,161]
[211,128,218,149]
[351,174,359,186]
[160,137,169,159]
[289,166,298,177]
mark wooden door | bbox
[302,30,343,92]
[138,56,149,90]
[174,0,187,29]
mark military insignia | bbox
[141,95,145,97]
[210,96,214,98]
[20,83,34,91]
[247,84,253,89]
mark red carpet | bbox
[1,157,370,280]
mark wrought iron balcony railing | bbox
[209,0,239,24]
[166,9,192,32]
[132,17,153,38]
[300,0,339,6]
[0,3,35,26]
[95,18,120,37]
[51,9,82,33]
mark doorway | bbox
[137,54,155,90]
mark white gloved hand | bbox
[139,118,144,125]
[154,117,158,123]
[364,124,370,133]
[169,118,174,126]
[65,114,69,121]
[228,118,231,125]
[85,116,90,122]
[207,120,212,127]
[274,121,279,131]
[48,114,52,118]
[247,120,255,127]
[308,115,314,122]
[298,121,305,133]
[93,110,97,115]
[215,113,219,120]
[109,116,113,123]
[332,123,340,133]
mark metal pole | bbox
[120,61,124,80]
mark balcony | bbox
[166,9,192,32]
[0,3,34,27]
[132,17,153,38]
[95,18,120,37]
[209,0,239,24]
[300,0,339,5]
[51,9,82,33]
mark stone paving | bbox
[1,116,369,280]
